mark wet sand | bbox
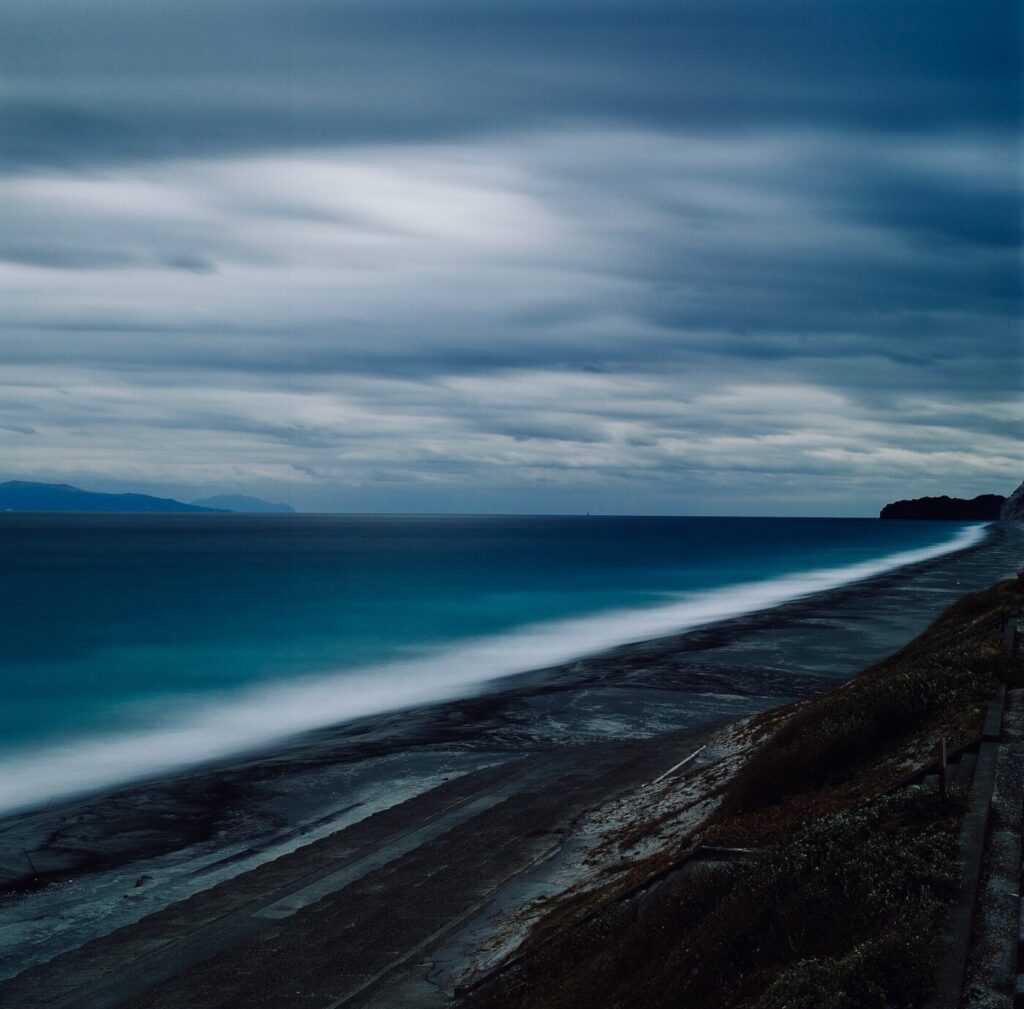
[0,521,1021,1005]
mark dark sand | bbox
[0,522,1021,1007]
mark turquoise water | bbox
[0,514,984,812]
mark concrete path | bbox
[0,729,707,1009]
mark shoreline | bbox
[0,521,1021,982]
[0,519,991,820]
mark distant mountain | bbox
[0,481,225,513]
[192,494,295,514]
[879,494,1005,520]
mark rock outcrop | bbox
[1000,480,1024,522]
[880,494,1005,520]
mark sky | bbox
[0,0,1020,515]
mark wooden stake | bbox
[652,744,707,784]
[1003,620,1017,655]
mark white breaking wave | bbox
[0,522,988,815]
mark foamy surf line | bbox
[0,523,988,815]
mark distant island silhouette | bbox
[0,481,228,513]
[0,482,297,514]
[192,494,294,513]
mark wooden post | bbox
[936,738,947,799]
[1003,620,1017,656]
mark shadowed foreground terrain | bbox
[460,578,1023,1009]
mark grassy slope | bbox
[459,578,1019,1009]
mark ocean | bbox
[0,514,985,814]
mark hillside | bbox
[459,578,1022,1009]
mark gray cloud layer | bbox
[1,0,1017,167]
[0,1,1020,513]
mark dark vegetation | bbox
[724,579,1012,819]
[459,579,1020,1009]
[462,792,959,1009]
[879,494,1004,520]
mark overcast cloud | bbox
[0,0,1020,514]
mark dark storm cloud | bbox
[0,0,1018,170]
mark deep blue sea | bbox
[0,514,985,813]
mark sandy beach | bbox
[1,521,1021,1007]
